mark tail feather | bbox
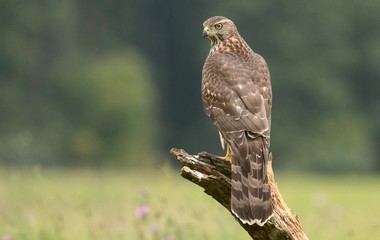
[230,134,272,226]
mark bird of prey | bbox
[201,16,273,226]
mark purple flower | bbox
[3,235,11,240]
[135,205,150,218]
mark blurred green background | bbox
[1,0,380,239]
[1,0,379,171]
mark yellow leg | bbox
[221,144,232,162]
[218,131,232,161]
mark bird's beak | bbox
[203,27,209,38]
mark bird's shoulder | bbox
[204,51,268,89]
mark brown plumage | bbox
[201,16,273,225]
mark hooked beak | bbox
[202,27,209,38]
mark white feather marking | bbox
[218,131,226,150]
[231,210,273,226]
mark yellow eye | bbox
[214,23,223,30]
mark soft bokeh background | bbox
[1,1,380,239]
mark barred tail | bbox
[230,135,272,225]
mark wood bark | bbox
[170,148,309,240]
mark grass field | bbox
[0,167,379,240]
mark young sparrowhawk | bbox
[201,16,273,226]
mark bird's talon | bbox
[221,145,232,162]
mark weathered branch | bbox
[170,148,309,240]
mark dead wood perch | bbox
[170,148,309,240]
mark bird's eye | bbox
[214,23,223,30]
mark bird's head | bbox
[202,16,238,46]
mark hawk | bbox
[201,16,273,225]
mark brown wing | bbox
[202,50,272,225]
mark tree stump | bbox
[170,148,309,240]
